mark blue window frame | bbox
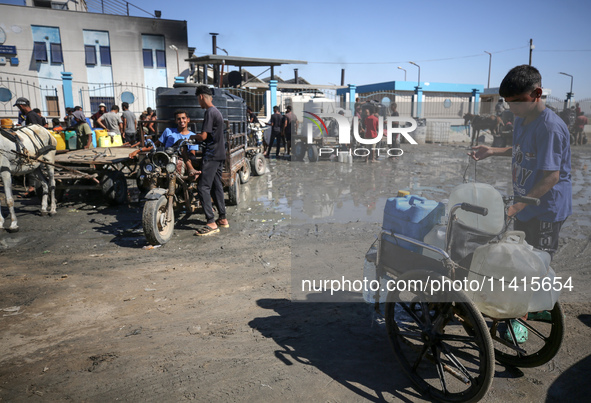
[50,43,63,64]
[85,45,96,65]
[34,41,47,62]
[155,49,166,68]
[100,46,111,66]
[143,49,153,68]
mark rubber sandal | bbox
[194,226,220,236]
[216,219,229,228]
[527,310,552,321]
[503,319,528,344]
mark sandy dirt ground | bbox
[1,143,590,402]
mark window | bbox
[34,41,47,62]
[100,46,111,66]
[142,49,153,68]
[85,45,96,65]
[50,43,63,64]
[155,49,166,68]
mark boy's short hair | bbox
[499,65,542,98]
[122,102,129,109]
[174,109,188,118]
[195,86,213,97]
[111,105,119,112]
[52,118,60,126]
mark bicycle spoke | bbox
[412,344,430,372]
[440,342,473,383]
[396,330,424,340]
[399,303,426,328]
[432,345,448,394]
[439,334,477,343]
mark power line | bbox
[307,45,530,65]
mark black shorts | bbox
[514,218,566,258]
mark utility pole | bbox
[484,51,492,88]
[529,39,534,66]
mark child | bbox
[471,65,572,258]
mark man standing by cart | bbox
[191,86,228,236]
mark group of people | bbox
[251,105,296,158]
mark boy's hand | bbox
[469,145,493,161]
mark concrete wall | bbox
[0,3,189,118]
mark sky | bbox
[3,0,591,99]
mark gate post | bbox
[61,72,74,109]
[269,80,277,110]
[415,85,423,118]
[471,88,480,115]
[348,84,356,115]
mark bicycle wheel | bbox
[384,270,494,403]
[491,301,564,368]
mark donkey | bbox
[0,124,57,232]
[463,113,503,146]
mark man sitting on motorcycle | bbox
[155,109,200,178]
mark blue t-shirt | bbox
[512,107,572,222]
[158,128,199,151]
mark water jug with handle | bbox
[466,231,548,319]
[448,183,504,234]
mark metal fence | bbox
[358,91,414,116]
[78,82,156,115]
[0,76,61,119]
[423,93,471,118]
[226,88,266,117]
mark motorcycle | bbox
[139,140,199,245]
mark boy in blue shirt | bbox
[156,109,200,177]
[471,65,572,258]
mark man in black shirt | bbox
[191,86,228,236]
[266,106,283,158]
[247,106,259,124]
[14,97,45,126]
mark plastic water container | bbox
[98,133,123,147]
[64,131,77,150]
[466,231,548,318]
[422,224,447,259]
[51,131,66,151]
[383,195,445,253]
[448,183,504,234]
[528,249,561,312]
[111,134,123,146]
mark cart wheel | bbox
[583,134,588,145]
[101,171,128,205]
[239,161,251,184]
[250,152,266,176]
[143,195,174,245]
[384,270,494,403]
[228,176,240,206]
[307,144,319,162]
[491,301,565,368]
[293,141,306,161]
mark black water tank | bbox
[156,84,245,133]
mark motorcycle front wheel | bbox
[143,195,175,245]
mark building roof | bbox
[185,54,307,67]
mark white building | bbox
[0,0,191,119]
